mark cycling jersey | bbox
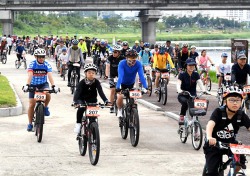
[15,45,26,54]
[106,55,125,78]
[231,63,250,85]
[28,60,52,85]
[139,50,152,66]
[178,71,200,96]
[78,42,87,53]
[67,47,83,63]
[116,60,148,89]
[153,52,174,69]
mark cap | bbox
[190,45,196,49]
[221,52,228,57]
[135,40,139,44]
[186,58,196,65]
[237,53,247,59]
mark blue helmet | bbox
[62,48,67,52]
[100,41,105,45]
[221,52,228,57]
[144,42,150,48]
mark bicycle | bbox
[155,68,169,105]
[177,91,209,150]
[73,102,110,165]
[119,88,146,147]
[69,63,81,94]
[199,64,212,91]
[61,61,68,81]
[1,49,7,64]
[99,56,106,78]
[108,77,118,115]
[242,85,250,115]
[202,141,250,176]
[24,87,59,143]
[15,52,27,69]
[217,73,232,106]
[138,65,152,97]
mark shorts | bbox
[29,82,50,99]
[121,83,134,90]
[109,78,117,88]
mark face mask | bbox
[72,46,78,50]
[145,48,150,52]
[85,78,95,85]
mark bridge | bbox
[1,0,250,43]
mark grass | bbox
[209,71,218,84]
[0,75,17,108]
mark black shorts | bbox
[121,83,134,90]
[29,82,49,99]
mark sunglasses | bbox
[113,51,119,54]
[127,59,136,64]
[37,56,45,59]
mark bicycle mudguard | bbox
[189,108,207,116]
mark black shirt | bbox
[231,63,250,85]
[107,55,125,78]
[120,48,130,57]
[73,79,108,103]
[189,51,199,60]
[178,71,200,96]
[210,107,250,143]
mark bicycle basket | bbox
[188,99,209,117]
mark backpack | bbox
[218,106,242,129]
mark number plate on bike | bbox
[224,75,231,81]
[161,72,169,78]
[86,106,100,117]
[34,92,46,101]
[62,61,67,65]
[230,144,250,155]
[144,66,151,71]
[194,99,207,109]
[129,90,142,98]
[243,86,250,94]
[73,63,80,67]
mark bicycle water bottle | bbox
[167,63,170,70]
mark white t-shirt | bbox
[59,53,69,63]
[6,37,12,46]
[218,63,231,74]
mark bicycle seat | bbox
[189,108,207,116]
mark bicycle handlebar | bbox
[180,91,204,99]
[71,102,111,109]
[24,87,60,93]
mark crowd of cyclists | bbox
[1,33,250,175]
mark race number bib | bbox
[144,66,151,71]
[161,72,169,78]
[194,99,207,109]
[86,106,100,117]
[34,92,46,101]
[129,90,142,98]
[243,86,250,94]
[224,75,231,81]
[230,144,250,155]
[62,61,67,65]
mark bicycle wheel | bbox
[78,125,87,156]
[114,94,118,116]
[179,126,188,143]
[217,87,224,106]
[202,164,224,176]
[206,77,212,91]
[2,55,7,64]
[157,81,162,102]
[36,105,44,143]
[161,80,168,105]
[146,76,152,97]
[129,108,140,147]
[88,121,100,165]
[120,108,128,139]
[70,75,75,94]
[191,120,203,150]
[15,60,20,69]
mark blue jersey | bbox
[139,50,152,66]
[116,60,148,89]
[16,45,26,54]
[28,60,52,85]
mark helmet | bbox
[135,40,139,44]
[84,63,98,72]
[144,42,150,48]
[72,39,79,45]
[122,41,128,46]
[34,48,46,56]
[221,52,228,57]
[223,86,243,100]
[182,43,188,47]
[96,38,100,42]
[190,45,196,49]
[112,45,122,51]
[175,43,180,46]
[100,41,105,45]
[62,48,67,52]
[125,49,138,58]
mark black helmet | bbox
[125,49,138,58]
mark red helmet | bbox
[125,49,138,58]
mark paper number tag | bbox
[86,106,99,117]
[129,90,142,98]
[161,72,169,78]
[230,144,250,155]
[194,99,207,109]
[243,86,250,94]
[224,75,231,81]
[34,92,46,101]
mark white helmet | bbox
[84,63,98,72]
[34,48,46,56]
[112,45,122,51]
[223,86,243,99]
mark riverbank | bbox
[0,74,16,108]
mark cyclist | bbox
[179,43,189,69]
[92,38,100,56]
[73,63,111,133]
[173,43,181,69]
[105,45,125,113]
[203,86,250,176]
[22,48,59,131]
[120,41,130,57]
[189,45,199,60]
[58,48,69,77]
[67,39,83,87]
[15,41,26,66]
[216,52,231,92]
[138,42,153,67]
[55,40,66,71]
[0,37,8,56]
[176,58,206,125]
[115,49,148,118]
[96,40,109,70]
[132,40,141,53]
[165,40,174,59]
[150,44,159,56]
[78,37,87,63]
[197,49,215,72]
[153,44,175,93]
[116,39,122,46]
[6,34,13,55]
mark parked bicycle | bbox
[155,68,170,105]
[138,65,152,97]
[1,49,7,64]
[177,91,209,150]
[15,51,27,69]
[73,102,110,165]
[217,73,232,106]
[202,141,250,176]
[70,63,81,94]
[119,88,146,147]
[24,87,60,143]
[199,64,212,91]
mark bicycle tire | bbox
[161,80,168,105]
[146,76,152,97]
[114,94,118,116]
[120,108,128,139]
[157,80,162,102]
[36,105,44,143]
[2,55,7,64]
[15,60,20,69]
[191,120,203,150]
[179,126,188,143]
[202,164,224,176]
[217,87,224,106]
[129,108,140,147]
[88,121,100,165]
[206,77,212,91]
[79,125,87,156]
[70,75,75,94]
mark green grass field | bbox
[0,75,17,108]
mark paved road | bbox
[0,53,249,176]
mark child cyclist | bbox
[203,86,250,176]
[58,47,68,77]
[73,63,112,133]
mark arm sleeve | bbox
[116,62,124,89]
[138,63,148,89]
[167,54,175,68]
[73,80,84,102]
[96,80,108,103]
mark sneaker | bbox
[110,106,114,113]
[178,115,184,125]
[74,123,81,134]
[27,124,33,132]
[44,107,50,116]
[67,82,70,87]
[154,88,159,94]
[117,109,123,118]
